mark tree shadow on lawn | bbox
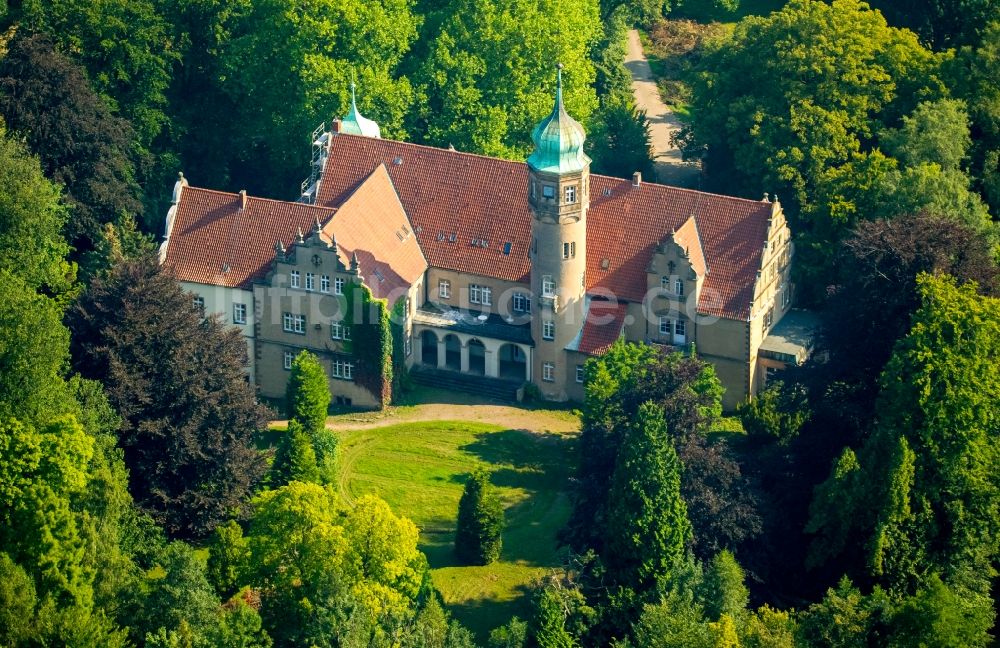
[459,428,576,479]
[448,582,540,642]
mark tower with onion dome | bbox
[527,63,590,398]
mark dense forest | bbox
[0,0,999,646]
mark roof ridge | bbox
[331,133,775,209]
[183,185,337,214]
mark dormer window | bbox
[542,185,555,199]
[565,185,577,204]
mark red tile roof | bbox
[164,166,427,298]
[163,187,336,289]
[576,300,628,355]
[319,165,427,300]
[316,134,772,320]
[672,215,707,278]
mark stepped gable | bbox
[317,133,772,320]
[319,164,428,300]
[164,186,336,289]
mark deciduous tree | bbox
[68,254,268,538]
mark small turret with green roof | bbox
[527,63,590,175]
[341,80,381,139]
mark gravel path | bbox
[625,29,701,187]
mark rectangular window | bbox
[320,274,330,293]
[562,241,576,259]
[512,292,530,312]
[439,280,451,299]
[233,303,247,325]
[542,362,555,382]
[192,296,205,314]
[290,270,300,288]
[543,319,555,340]
[334,277,345,295]
[284,313,305,334]
[305,272,315,291]
[542,276,555,297]
[575,365,585,383]
[542,185,555,199]
[675,279,684,296]
[331,358,354,380]
[661,275,670,290]
[764,308,774,329]
[283,351,294,370]
[781,283,791,308]
[469,284,491,305]
[405,335,412,357]
[659,316,671,336]
[674,319,686,337]
[331,321,351,340]
[565,185,576,204]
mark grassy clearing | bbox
[336,415,578,640]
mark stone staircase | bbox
[409,366,521,402]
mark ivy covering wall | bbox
[344,281,393,408]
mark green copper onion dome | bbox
[341,81,381,138]
[527,64,590,175]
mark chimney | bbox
[331,118,342,133]
[239,189,247,211]
[632,171,642,187]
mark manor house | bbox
[159,70,808,410]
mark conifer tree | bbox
[454,468,504,565]
[285,351,337,483]
[286,351,330,435]
[271,421,320,487]
[604,401,692,593]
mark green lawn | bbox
[336,419,577,640]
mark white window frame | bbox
[513,292,529,312]
[284,313,305,334]
[563,241,576,259]
[331,320,351,341]
[659,316,671,336]
[305,272,315,291]
[193,296,205,314]
[334,277,345,295]
[470,284,491,306]
[283,351,294,370]
[675,279,684,296]
[290,270,300,288]
[320,274,330,293]
[542,276,555,297]
[233,303,247,325]
[674,319,686,337]
[565,185,576,204]
[542,319,555,340]
[575,365,585,383]
[439,279,451,299]
[331,358,354,380]
[661,275,670,290]
[542,362,555,382]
